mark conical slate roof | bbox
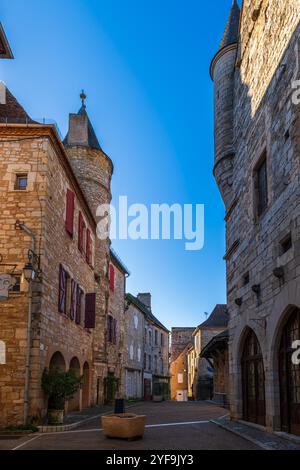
[77,104,102,151]
[219,0,240,50]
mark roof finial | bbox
[80,89,86,109]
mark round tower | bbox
[64,92,113,404]
[210,0,240,208]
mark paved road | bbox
[1,401,260,450]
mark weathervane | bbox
[80,89,87,109]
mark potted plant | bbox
[42,367,82,425]
[102,414,146,440]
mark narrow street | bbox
[2,402,260,450]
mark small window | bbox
[15,174,28,190]
[155,330,158,345]
[161,333,164,346]
[144,353,147,369]
[178,373,183,384]
[280,234,292,255]
[254,153,268,218]
[243,272,250,286]
[148,355,152,370]
[12,275,21,292]
[65,272,71,316]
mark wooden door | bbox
[242,330,266,426]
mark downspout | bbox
[16,221,36,425]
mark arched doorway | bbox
[82,362,90,408]
[241,329,266,426]
[279,307,300,436]
[68,357,81,412]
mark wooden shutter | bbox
[85,293,96,328]
[70,279,76,320]
[109,264,115,291]
[86,228,91,264]
[113,318,117,344]
[78,212,84,252]
[75,285,82,325]
[58,264,66,313]
[65,189,75,236]
[107,315,113,342]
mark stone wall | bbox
[124,304,144,399]
[170,327,194,362]
[213,0,300,431]
[107,257,126,398]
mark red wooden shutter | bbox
[113,318,117,344]
[58,264,66,313]
[78,212,84,252]
[65,189,75,236]
[86,228,91,264]
[109,264,115,291]
[75,285,82,325]
[85,293,96,328]
[70,279,76,320]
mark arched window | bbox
[0,340,6,364]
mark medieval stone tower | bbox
[64,93,113,403]
[210,0,240,208]
[211,0,300,435]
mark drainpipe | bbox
[16,221,36,425]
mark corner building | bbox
[211,0,300,435]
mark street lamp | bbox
[23,262,34,282]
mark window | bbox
[65,272,71,316]
[107,315,116,343]
[86,228,92,265]
[144,353,147,369]
[154,355,157,372]
[149,330,152,345]
[58,264,66,313]
[76,285,83,325]
[15,174,27,190]
[243,272,250,286]
[280,233,292,255]
[109,264,115,291]
[148,355,152,370]
[0,340,5,365]
[155,330,158,345]
[254,153,268,217]
[178,373,183,384]
[65,189,75,237]
[85,293,96,329]
[12,275,21,292]
[161,333,164,347]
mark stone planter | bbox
[101,413,146,440]
[48,409,64,425]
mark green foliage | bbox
[42,367,82,410]
[4,424,38,433]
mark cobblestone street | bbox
[0,402,261,450]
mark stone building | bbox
[211,0,300,435]
[187,345,196,399]
[0,81,114,426]
[192,305,228,400]
[105,249,129,402]
[125,293,170,401]
[124,295,145,399]
[170,327,194,400]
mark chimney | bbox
[65,113,89,147]
[137,293,151,311]
[0,82,6,104]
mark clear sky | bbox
[1,0,233,330]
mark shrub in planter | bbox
[42,368,82,425]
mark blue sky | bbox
[1,0,232,329]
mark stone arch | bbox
[49,351,66,371]
[266,280,300,430]
[230,324,266,421]
[82,362,90,409]
[0,340,6,364]
[68,357,81,412]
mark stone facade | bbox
[124,302,144,399]
[126,293,170,401]
[105,250,128,401]
[170,327,194,400]
[211,0,300,434]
